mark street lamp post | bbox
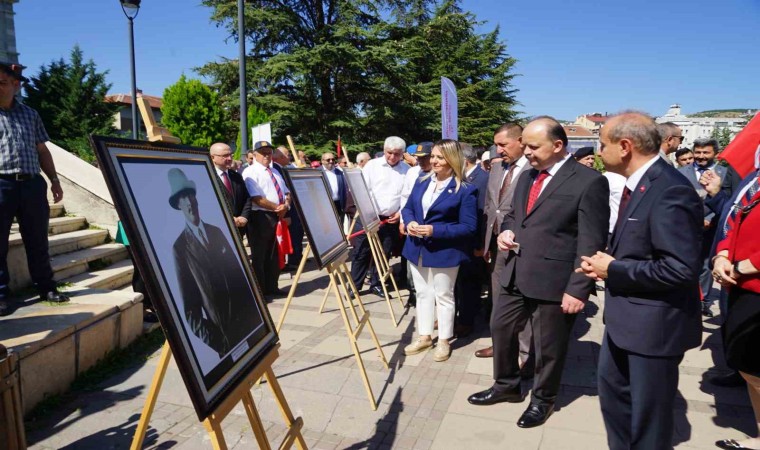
[120,0,141,140]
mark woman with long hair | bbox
[401,139,478,361]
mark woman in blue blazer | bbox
[402,139,478,361]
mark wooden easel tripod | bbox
[130,343,306,450]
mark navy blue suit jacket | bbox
[401,177,478,268]
[605,158,703,357]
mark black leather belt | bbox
[0,173,35,181]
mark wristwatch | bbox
[733,261,745,276]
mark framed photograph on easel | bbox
[282,169,349,269]
[89,135,277,420]
[343,168,381,233]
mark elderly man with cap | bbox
[573,146,596,168]
[0,61,69,316]
[168,168,261,357]
[241,141,291,296]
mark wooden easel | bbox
[274,251,389,409]
[136,95,181,144]
[130,343,306,450]
[317,214,405,326]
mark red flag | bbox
[275,219,293,270]
[336,135,342,157]
[718,113,760,178]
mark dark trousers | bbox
[248,210,280,294]
[0,175,55,299]
[490,284,576,405]
[599,332,682,450]
[288,211,304,265]
[454,255,486,327]
[350,218,397,290]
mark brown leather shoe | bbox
[475,346,493,358]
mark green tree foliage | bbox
[711,126,733,150]
[23,45,119,162]
[235,104,271,158]
[198,0,518,157]
[161,75,231,148]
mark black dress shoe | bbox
[41,291,70,303]
[702,303,714,318]
[517,403,554,428]
[370,285,385,297]
[467,387,524,406]
[715,439,757,449]
[710,371,746,388]
[0,300,13,317]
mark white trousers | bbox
[409,262,459,340]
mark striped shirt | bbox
[0,100,48,174]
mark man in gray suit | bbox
[677,138,740,316]
[475,123,532,362]
[169,168,262,358]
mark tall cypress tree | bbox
[23,45,119,162]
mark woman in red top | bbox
[712,176,760,450]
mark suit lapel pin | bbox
[447,189,453,193]
[639,186,646,193]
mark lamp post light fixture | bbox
[120,0,141,140]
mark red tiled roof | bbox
[563,125,594,137]
[583,114,609,123]
[106,93,163,109]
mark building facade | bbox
[0,0,19,63]
[574,113,610,135]
[655,104,748,149]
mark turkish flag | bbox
[275,219,293,270]
[336,136,342,157]
[718,113,760,178]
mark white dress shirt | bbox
[185,220,210,247]
[324,168,340,200]
[241,161,290,211]
[421,175,452,218]
[502,156,528,189]
[535,153,572,196]
[362,156,410,216]
[604,171,627,234]
[625,155,660,193]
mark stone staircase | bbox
[1,197,145,415]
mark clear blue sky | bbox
[13,0,760,121]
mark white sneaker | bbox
[433,340,451,362]
[405,338,433,355]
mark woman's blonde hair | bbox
[422,139,465,192]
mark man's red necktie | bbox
[526,170,549,213]
[221,171,233,195]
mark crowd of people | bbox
[2,57,759,449]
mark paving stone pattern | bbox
[26,258,756,449]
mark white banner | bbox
[251,122,272,145]
[441,77,458,140]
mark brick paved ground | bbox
[26,258,756,449]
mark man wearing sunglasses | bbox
[656,122,684,165]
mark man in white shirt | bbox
[350,136,409,297]
[241,141,291,296]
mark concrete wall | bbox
[47,141,119,227]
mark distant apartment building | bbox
[574,113,610,135]
[655,104,748,149]
[563,124,599,153]
[105,93,163,134]
[1,0,19,63]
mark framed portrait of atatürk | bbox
[89,135,277,420]
[343,168,381,233]
[282,169,349,269]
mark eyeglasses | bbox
[322,158,335,162]
[212,153,232,158]
[670,136,685,142]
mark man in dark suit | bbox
[579,112,703,449]
[677,138,741,317]
[168,168,262,358]
[468,116,610,429]
[210,143,250,233]
[453,143,490,336]
[321,151,348,222]
[476,123,531,360]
